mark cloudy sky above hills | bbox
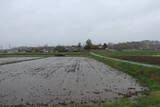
[0,0,160,48]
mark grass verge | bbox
[92,50,160,56]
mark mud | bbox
[0,57,145,106]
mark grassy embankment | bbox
[0,51,88,57]
[0,58,43,65]
[0,52,54,65]
[92,50,160,56]
[93,50,160,66]
[0,52,55,57]
[0,51,88,65]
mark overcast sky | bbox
[0,0,160,48]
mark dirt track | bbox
[0,57,144,105]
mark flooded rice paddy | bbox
[0,57,39,64]
[0,57,144,106]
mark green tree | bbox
[102,43,108,49]
[84,39,93,50]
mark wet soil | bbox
[110,56,160,65]
[0,57,144,106]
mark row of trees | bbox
[84,39,108,50]
[83,39,160,50]
[4,40,159,53]
[110,40,160,50]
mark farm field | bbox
[0,51,160,107]
[110,56,160,66]
[93,50,160,66]
[0,57,40,65]
[0,57,144,106]
[92,50,160,56]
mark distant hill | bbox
[108,40,160,50]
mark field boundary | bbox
[90,52,160,69]
[0,57,44,66]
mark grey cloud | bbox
[0,0,160,48]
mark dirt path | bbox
[90,52,160,69]
[0,57,144,106]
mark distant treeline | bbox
[1,40,160,53]
[108,40,160,50]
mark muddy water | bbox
[0,57,145,105]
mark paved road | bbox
[90,52,160,69]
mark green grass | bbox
[0,51,87,65]
[0,52,56,57]
[93,50,160,66]
[0,51,88,58]
[1,50,160,57]
[92,50,160,56]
